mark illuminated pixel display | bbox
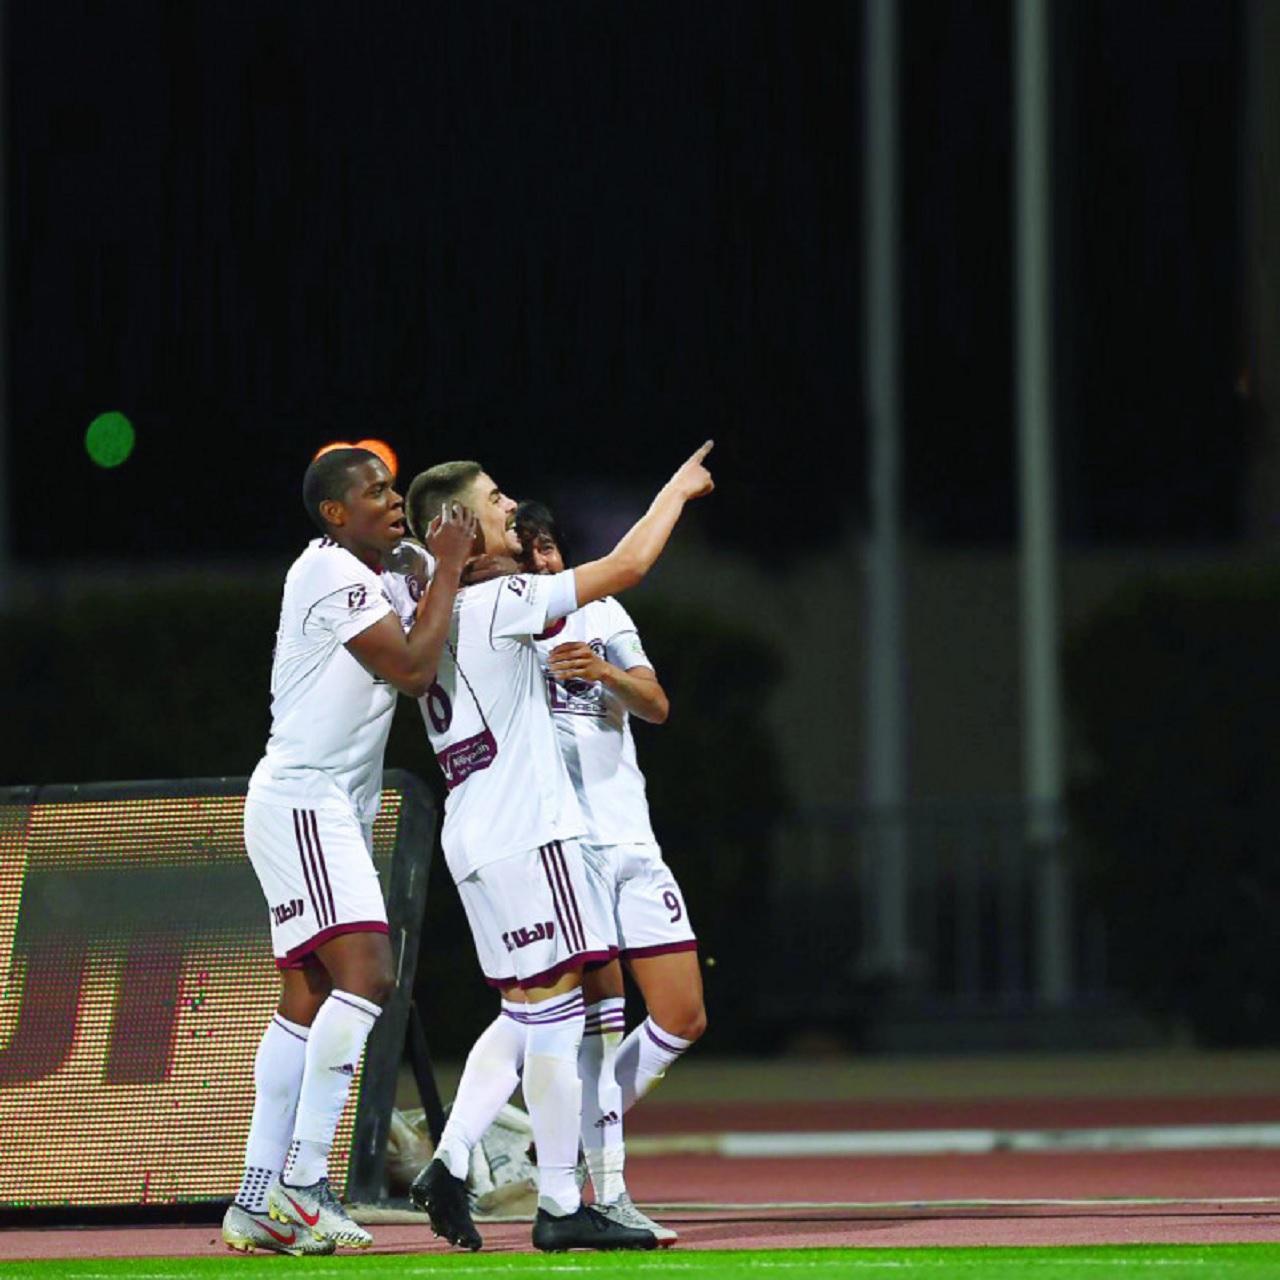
[0,782,410,1210]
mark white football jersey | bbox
[533,597,657,847]
[248,537,419,823]
[418,570,586,882]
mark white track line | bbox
[644,1196,1280,1212]
[627,1123,1280,1158]
[353,1195,1280,1225]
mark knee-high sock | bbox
[579,997,627,1203]
[615,1016,693,1113]
[236,1013,309,1211]
[520,989,586,1215]
[283,989,380,1186]
[434,1001,528,1180]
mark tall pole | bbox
[1016,0,1070,1003]
[863,0,910,980]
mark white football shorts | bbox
[456,837,616,988]
[581,840,698,958]
[243,795,389,968]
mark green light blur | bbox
[85,412,136,468]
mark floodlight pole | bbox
[1016,0,1071,1004]
[863,0,910,981]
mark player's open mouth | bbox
[388,518,406,535]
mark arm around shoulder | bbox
[345,506,478,697]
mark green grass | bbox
[3,1247,1280,1279]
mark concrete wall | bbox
[648,531,1256,811]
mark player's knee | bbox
[660,1002,706,1044]
[344,959,395,1008]
[367,962,396,1007]
[684,1003,708,1043]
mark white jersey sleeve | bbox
[304,572,395,646]
[600,599,653,672]
[249,539,405,823]
[488,570,577,640]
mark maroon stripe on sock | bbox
[271,1014,308,1043]
[524,991,583,1020]
[644,1019,687,1055]
[525,993,584,1024]
[584,1009,626,1035]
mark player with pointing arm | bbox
[403,443,713,1253]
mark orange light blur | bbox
[313,438,398,477]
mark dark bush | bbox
[1064,564,1280,1045]
[0,581,790,1057]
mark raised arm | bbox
[345,504,477,697]
[570,441,714,609]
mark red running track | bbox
[4,1097,1280,1258]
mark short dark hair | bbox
[301,447,381,532]
[405,460,484,541]
[514,499,570,565]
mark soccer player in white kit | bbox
[402,443,714,1254]
[224,446,476,1256]
[514,499,705,1245]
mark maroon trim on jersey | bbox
[482,949,615,990]
[534,616,567,642]
[619,939,699,960]
[276,921,390,969]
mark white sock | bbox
[579,998,627,1204]
[283,989,380,1186]
[236,1014,309,1211]
[616,1016,693,1113]
[520,989,585,1215]
[435,1001,528,1180]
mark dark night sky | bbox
[8,0,1246,565]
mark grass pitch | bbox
[3,1246,1280,1280]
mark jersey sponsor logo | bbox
[437,727,498,789]
[505,575,529,597]
[271,897,305,926]
[347,585,368,610]
[546,641,609,716]
[502,920,556,952]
